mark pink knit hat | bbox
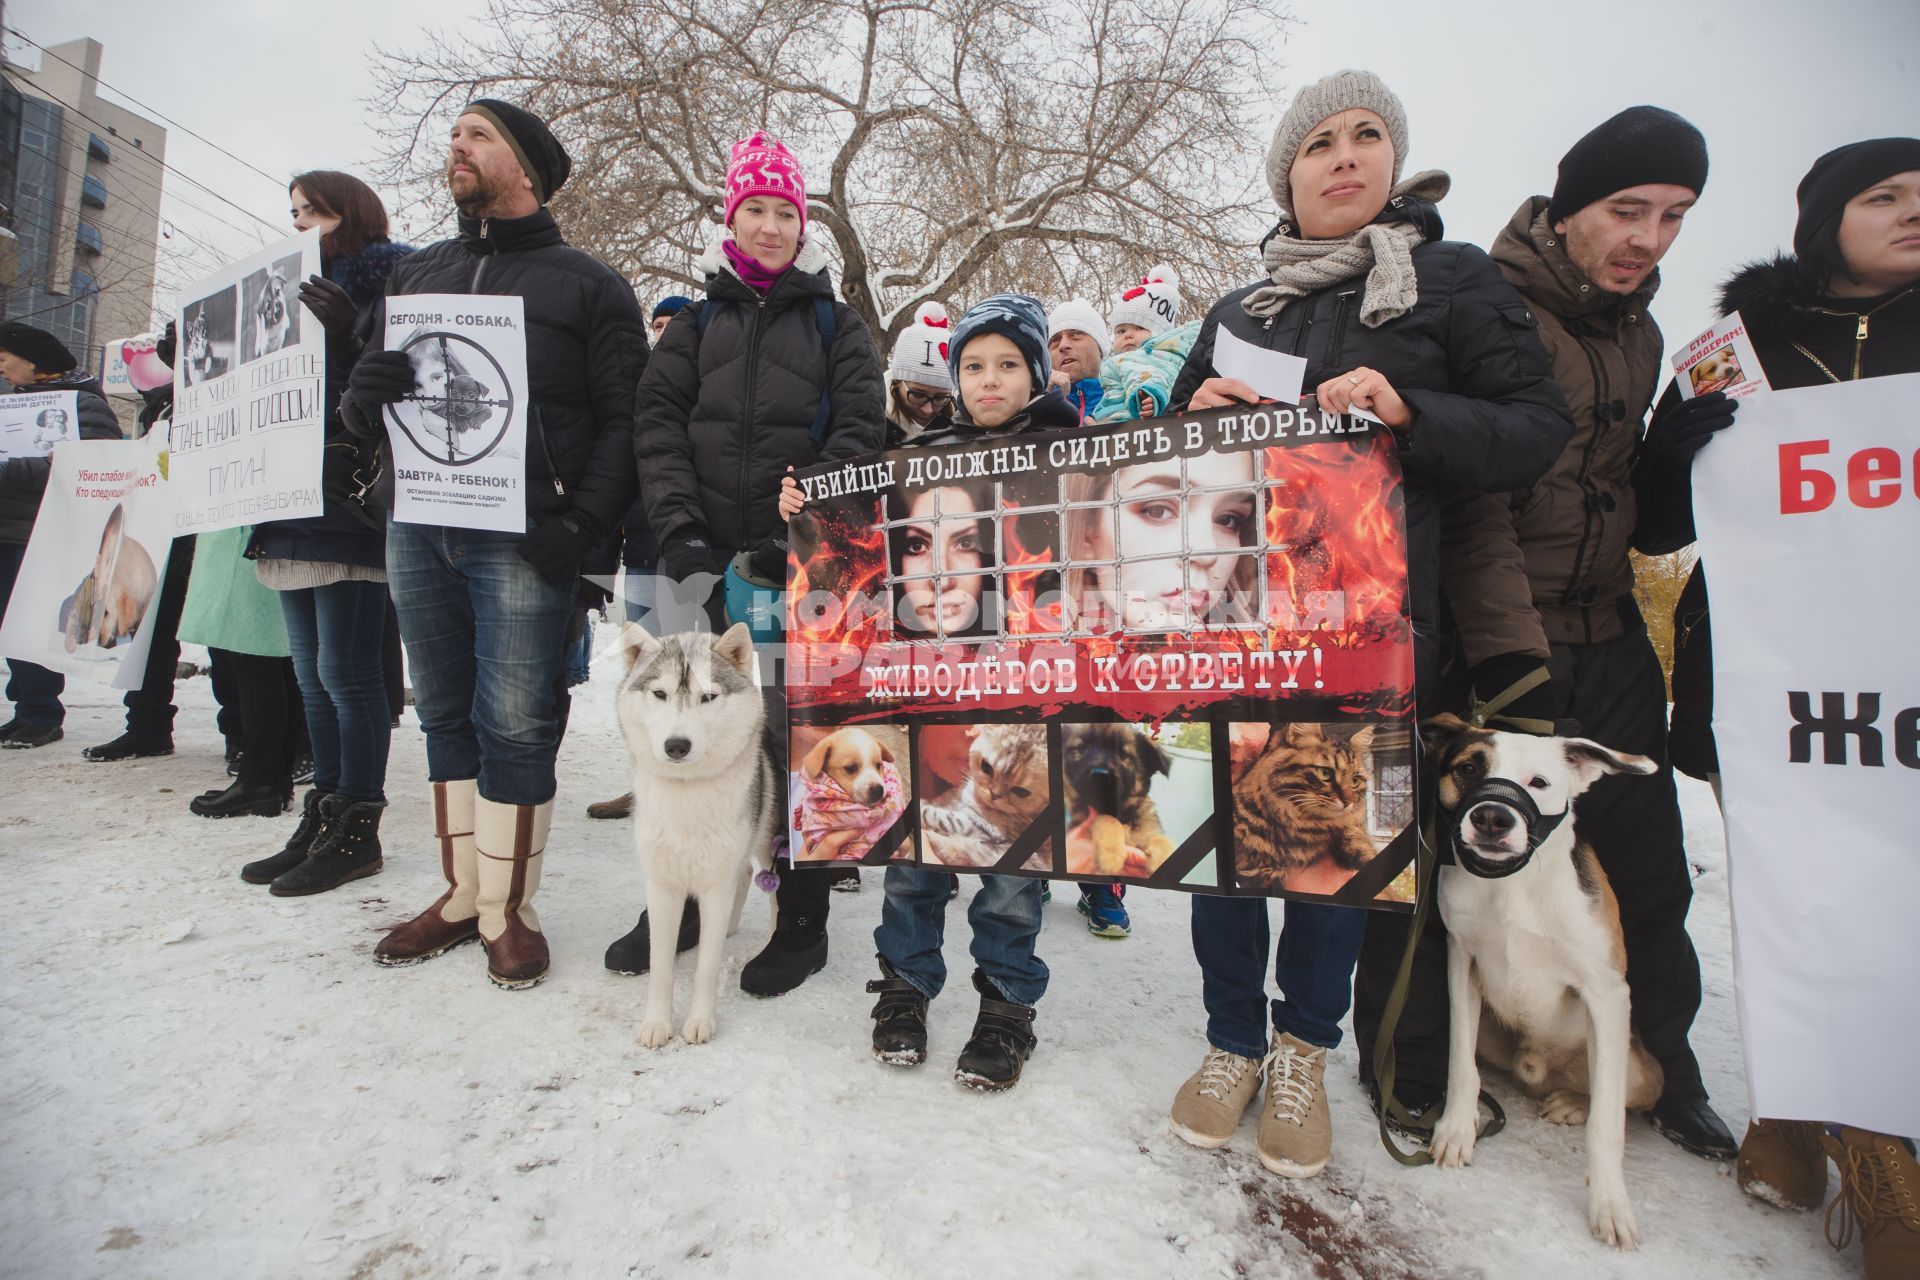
[724,132,807,229]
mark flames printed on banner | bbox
[1254,435,1407,651]
[789,499,890,646]
[1002,506,1065,636]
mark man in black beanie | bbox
[1356,104,1737,1160]
[339,100,649,990]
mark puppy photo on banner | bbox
[784,399,1417,908]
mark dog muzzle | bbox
[1447,779,1568,879]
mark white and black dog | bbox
[617,623,779,1048]
[1420,714,1664,1250]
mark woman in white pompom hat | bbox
[886,300,956,444]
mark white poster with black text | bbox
[381,294,528,533]
[1691,373,1920,1139]
[169,228,325,533]
[0,389,80,460]
[0,432,172,690]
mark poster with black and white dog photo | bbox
[170,228,325,534]
[380,294,528,533]
[0,390,80,461]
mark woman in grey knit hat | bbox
[1165,68,1577,1196]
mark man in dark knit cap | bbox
[1388,105,1734,1158]
[341,99,649,990]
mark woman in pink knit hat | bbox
[628,131,886,995]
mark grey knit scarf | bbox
[1242,170,1451,328]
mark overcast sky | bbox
[10,0,1918,352]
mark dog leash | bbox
[1369,791,1507,1167]
[1466,665,1555,737]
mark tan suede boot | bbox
[474,797,551,989]
[1738,1118,1829,1210]
[1824,1126,1920,1280]
[1256,1031,1331,1179]
[374,780,480,966]
[1170,1046,1262,1149]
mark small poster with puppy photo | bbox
[0,432,173,689]
[1672,310,1771,400]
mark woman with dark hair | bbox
[236,170,414,894]
[882,477,997,639]
[1634,138,1919,1279]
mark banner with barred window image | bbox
[782,403,1418,909]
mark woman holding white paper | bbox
[1632,137,1920,1279]
[1161,69,1574,1182]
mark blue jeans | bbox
[386,523,573,805]
[0,540,64,725]
[621,564,662,636]
[876,865,1048,1006]
[281,579,393,802]
[565,616,593,687]
[1191,895,1369,1057]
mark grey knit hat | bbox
[1264,70,1408,214]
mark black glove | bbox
[154,320,177,369]
[1640,390,1736,470]
[516,514,598,586]
[660,534,727,583]
[747,534,789,584]
[299,275,360,346]
[1469,652,1560,735]
[341,350,417,438]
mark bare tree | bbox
[371,0,1292,347]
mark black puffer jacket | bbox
[911,386,1081,448]
[1169,197,1575,693]
[251,240,414,568]
[0,373,123,544]
[364,209,647,538]
[634,236,885,554]
[1635,256,1919,777]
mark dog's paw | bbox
[1588,1183,1641,1251]
[637,1017,675,1049]
[1541,1090,1589,1126]
[1429,1111,1477,1168]
[681,1012,716,1045]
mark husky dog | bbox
[618,623,779,1047]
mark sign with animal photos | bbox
[1672,311,1771,400]
[170,228,326,533]
[1691,374,1920,1138]
[0,390,80,460]
[0,432,173,689]
[380,294,529,533]
[782,404,1418,909]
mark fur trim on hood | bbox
[694,222,831,281]
[329,240,416,306]
[1716,253,1812,327]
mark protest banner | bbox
[0,432,172,690]
[783,403,1417,908]
[169,229,325,534]
[1691,373,1920,1138]
[381,295,529,533]
[0,390,80,460]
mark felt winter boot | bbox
[473,796,551,989]
[241,789,333,884]
[374,780,480,966]
[867,956,931,1067]
[953,969,1037,1091]
[271,796,384,896]
[1738,1118,1830,1211]
[1825,1126,1920,1280]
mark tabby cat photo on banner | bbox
[784,401,1417,909]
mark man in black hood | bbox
[342,99,648,990]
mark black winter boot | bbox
[1649,1094,1737,1160]
[189,778,292,818]
[867,957,930,1067]
[604,903,701,974]
[269,796,384,896]
[83,731,174,761]
[740,915,829,998]
[241,789,333,884]
[954,969,1037,1091]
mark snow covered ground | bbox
[0,653,1854,1279]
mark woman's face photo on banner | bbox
[885,481,996,639]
